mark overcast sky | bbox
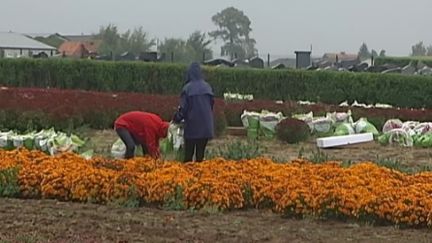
[1,0,431,57]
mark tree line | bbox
[96,7,257,62]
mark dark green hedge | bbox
[375,57,432,67]
[2,59,432,108]
[0,59,185,94]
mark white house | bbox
[0,32,57,58]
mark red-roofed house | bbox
[58,40,101,58]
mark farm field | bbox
[2,131,432,242]
[2,66,432,242]
[2,2,432,241]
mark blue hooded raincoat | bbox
[174,63,214,139]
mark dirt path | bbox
[0,198,431,243]
[82,129,432,166]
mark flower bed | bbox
[0,87,226,135]
[0,87,181,130]
[3,87,432,136]
[1,149,432,227]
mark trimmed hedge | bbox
[375,56,432,67]
[2,59,432,108]
[0,59,185,94]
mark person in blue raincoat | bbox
[173,62,214,162]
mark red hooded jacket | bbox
[114,111,169,158]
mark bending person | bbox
[114,111,169,159]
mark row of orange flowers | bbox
[1,149,432,227]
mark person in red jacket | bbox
[114,111,169,159]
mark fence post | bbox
[267,53,270,68]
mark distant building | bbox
[58,40,101,58]
[270,58,296,68]
[249,56,264,69]
[0,32,57,58]
[27,33,68,48]
[322,52,359,63]
[295,51,312,69]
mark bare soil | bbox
[81,129,432,167]
[0,198,431,243]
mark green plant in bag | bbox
[160,138,174,155]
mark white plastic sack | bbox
[49,136,75,155]
[375,103,393,109]
[339,101,349,107]
[354,118,379,136]
[224,92,254,101]
[326,110,353,124]
[334,123,355,136]
[297,100,316,105]
[260,112,284,129]
[38,139,49,152]
[402,121,420,130]
[387,128,413,147]
[259,112,284,138]
[311,117,333,133]
[402,121,420,137]
[352,100,372,108]
[80,150,94,160]
[12,136,23,148]
[172,125,184,151]
[111,138,126,159]
[241,111,261,128]
[382,119,403,133]
[414,122,432,135]
[0,135,8,148]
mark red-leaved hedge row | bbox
[1,87,432,134]
[0,87,228,134]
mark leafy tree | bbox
[411,41,427,56]
[158,32,214,63]
[210,7,257,60]
[371,49,378,58]
[358,43,371,60]
[97,24,123,58]
[186,31,213,61]
[97,24,154,59]
[122,27,155,56]
[158,38,189,63]
[427,45,432,56]
[379,49,386,57]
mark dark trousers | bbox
[184,138,208,162]
[115,128,148,159]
